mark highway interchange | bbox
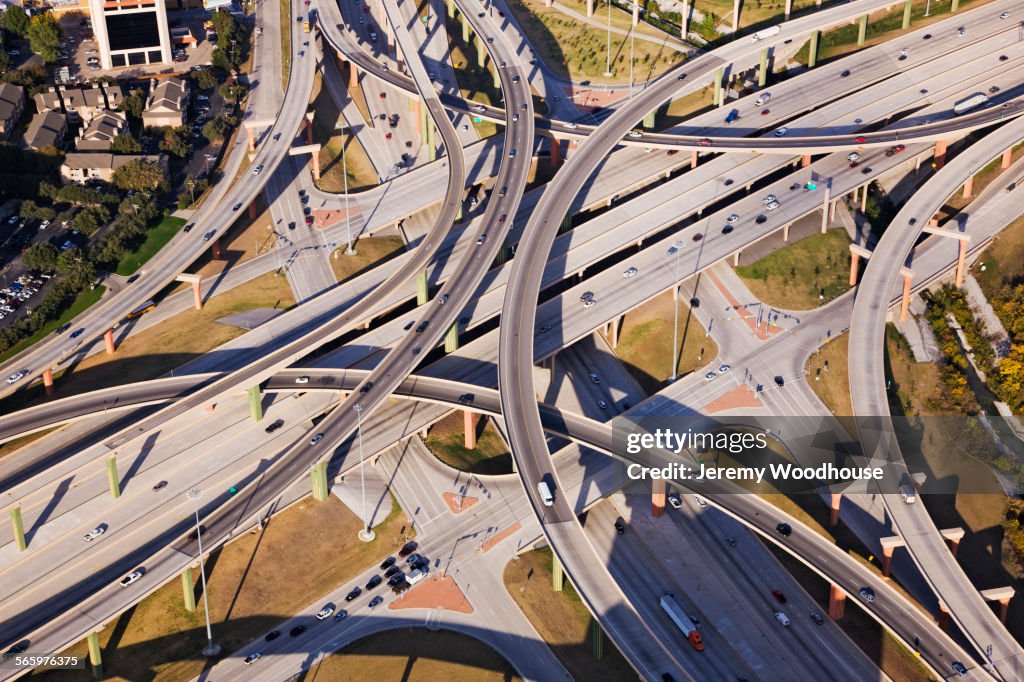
[2,0,1024,679]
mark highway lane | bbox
[849,116,1024,678]
[0,0,320,401]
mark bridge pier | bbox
[951,0,959,10]
[311,460,329,502]
[181,566,196,612]
[416,270,428,305]
[590,616,605,659]
[605,317,620,349]
[87,631,103,679]
[680,0,689,36]
[758,47,769,88]
[981,588,1015,624]
[349,60,359,88]
[462,11,471,41]
[10,506,26,551]
[962,175,973,200]
[464,410,479,449]
[552,553,565,591]
[104,328,116,354]
[731,0,740,34]
[733,250,741,267]
[782,222,790,241]
[937,601,949,630]
[642,111,655,130]
[828,584,846,620]
[1002,148,1013,169]
[901,0,911,30]
[632,1,638,26]
[829,492,841,526]
[713,67,723,107]
[784,0,791,19]
[304,112,315,145]
[247,385,263,422]
[808,30,819,68]
[245,124,256,153]
[857,14,867,46]
[849,252,859,286]
[820,183,831,233]
[106,455,121,499]
[940,527,964,558]
[879,536,904,578]
[801,154,811,167]
[899,268,914,321]
[933,139,947,169]
[248,201,258,220]
[42,368,54,395]
[211,237,222,259]
[651,478,666,517]
[955,240,968,288]
[475,34,487,69]
[550,135,562,171]
[690,150,698,169]
[586,0,593,17]
[445,321,460,353]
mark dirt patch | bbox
[390,574,473,614]
[329,235,406,284]
[482,522,522,553]
[806,332,856,437]
[308,628,520,681]
[423,411,513,475]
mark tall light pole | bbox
[629,5,635,98]
[336,122,356,255]
[669,240,683,382]
[185,488,220,657]
[354,403,375,541]
[604,0,612,77]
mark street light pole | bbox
[629,7,635,98]
[337,122,356,255]
[185,488,220,657]
[604,0,612,77]
[355,403,375,541]
[669,241,682,381]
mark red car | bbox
[379,92,386,99]
[305,215,314,225]
[697,138,712,147]
[854,136,866,143]
[760,108,770,116]
[891,144,905,153]
[772,590,787,604]
[385,132,392,140]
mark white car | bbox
[83,527,105,541]
[252,164,264,175]
[295,376,310,384]
[1000,11,1010,19]
[565,122,578,129]
[474,105,486,113]
[243,653,262,665]
[316,606,334,620]
[627,131,644,138]
[774,611,791,626]
[755,93,771,106]
[726,214,739,224]
[765,200,781,211]
[667,493,682,509]
[589,373,600,384]
[119,570,143,587]
[39,219,51,229]
[512,114,519,121]
[6,369,28,384]
[718,364,731,374]
[762,195,778,205]
[847,151,861,162]
[774,128,788,137]
[622,267,638,278]
[704,372,717,382]
[694,495,707,507]
[956,27,966,37]
[583,299,596,308]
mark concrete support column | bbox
[820,183,831,233]
[245,125,255,152]
[349,61,359,88]
[586,0,594,16]
[304,113,314,145]
[416,270,429,305]
[857,14,868,46]
[808,31,819,69]
[900,271,913,321]
[651,478,667,517]
[784,0,792,19]
[104,328,116,354]
[181,566,196,612]
[590,617,605,659]
[860,185,868,212]
[950,0,958,9]
[828,584,846,620]
[690,150,698,169]
[461,13,471,41]
[829,492,841,526]
[211,238,222,259]
[87,632,103,680]
[801,154,811,167]
[962,175,974,200]
[642,111,656,130]
[42,368,54,395]
[476,34,486,69]
[849,251,860,286]
[713,67,724,107]
[901,0,911,30]
[464,410,480,449]
[107,455,120,499]
[933,139,948,169]
[731,0,740,33]
[427,120,437,161]
[998,598,1011,623]
[938,601,949,630]
[1002,148,1013,169]
[311,460,329,502]
[607,317,620,349]
[550,135,561,171]
[248,201,258,220]
[445,321,460,353]
[680,0,690,36]
[311,152,321,181]
[552,553,565,591]
[881,544,894,577]
[192,280,203,310]
[733,250,741,267]
[782,222,790,241]
[247,385,263,422]
[10,506,26,552]
[942,527,964,557]
[955,241,968,288]
[758,47,769,88]
[632,1,638,26]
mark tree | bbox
[191,68,218,91]
[21,242,58,271]
[120,87,147,120]
[72,204,111,235]
[4,6,29,37]
[18,199,56,222]
[211,9,240,48]
[201,114,235,142]
[112,158,168,192]
[110,133,142,154]
[211,46,233,74]
[0,51,10,73]
[159,126,192,158]
[219,82,246,103]
[27,13,61,64]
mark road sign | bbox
[473,116,482,123]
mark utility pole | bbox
[185,488,220,657]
